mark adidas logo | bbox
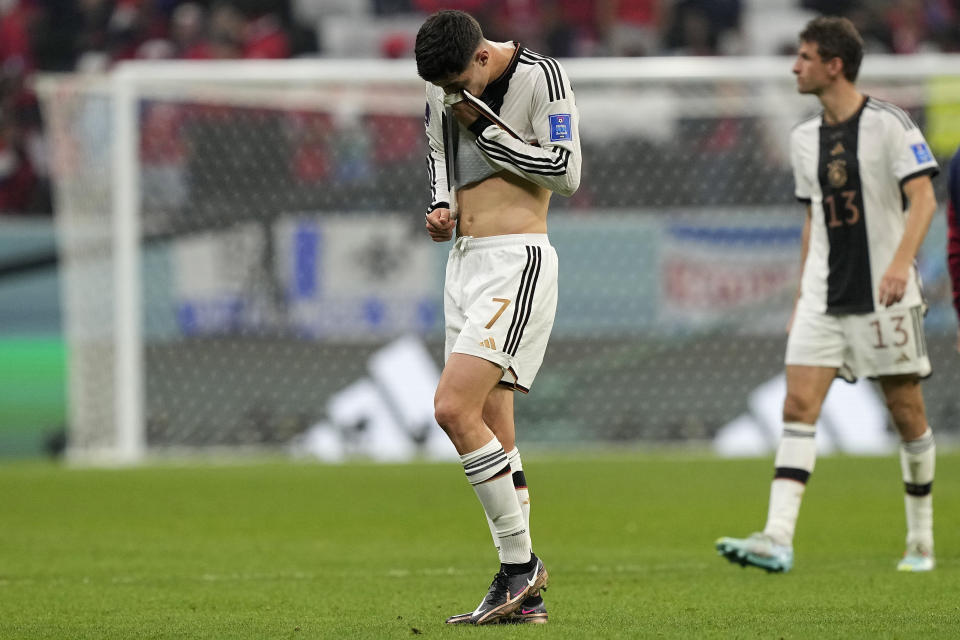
[480,337,497,350]
[895,352,910,363]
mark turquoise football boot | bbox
[716,532,794,573]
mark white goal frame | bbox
[35,53,960,464]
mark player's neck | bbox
[819,83,865,126]
[483,40,517,84]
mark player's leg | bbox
[717,363,835,572]
[718,302,846,571]
[436,356,545,625]
[482,388,546,624]
[762,363,836,546]
[484,386,516,451]
[482,388,532,540]
[434,353,530,562]
[879,374,935,571]
[448,377,546,626]
[440,236,553,624]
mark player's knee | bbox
[782,390,820,424]
[434,393,471,435]
[433,397,457,432]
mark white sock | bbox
[763,422,817,547]
[484,447,531,552]
[901,428,935,551]
[461,437,531,565]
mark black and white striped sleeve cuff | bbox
[467,115,494,138]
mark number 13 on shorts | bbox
[869,314,908,349]
[855,305,930,377]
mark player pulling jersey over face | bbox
[415,10,581,625]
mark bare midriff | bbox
[456,170,550,238]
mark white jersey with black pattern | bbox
[790,96,939,315]
[424,44,581,211]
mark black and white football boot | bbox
[445,590,548,625]
[465,554,548,625]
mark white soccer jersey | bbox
[424,43,581,211]
[791,96,939,315]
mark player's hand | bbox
[425,207,455,242]
[451,96,481,128]
[878,260,910,307]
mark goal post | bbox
[36,55,960,464]
[112,67,145,464]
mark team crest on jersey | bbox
[827,159,848,187]
[911,142,932,164]
[549,114,572,142]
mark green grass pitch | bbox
[2,452,959,638]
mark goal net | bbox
[37,56,960,463]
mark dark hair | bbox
[415,10,484,83]
[799,16,864,82]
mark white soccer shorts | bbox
[444,234,558,393]
[786,303,931,382]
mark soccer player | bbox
[716,16,939,573]
[415,10,581,625]
[947,146,960,353]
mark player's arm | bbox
[787,205,812,333]
[424,87,455,242]
[879,174,937,307]
[880,116,939,307]
[797,205,812,296]
[787,126,813,333]
[460,64,581,196]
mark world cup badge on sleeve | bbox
[911,142,933,164]
[549,114,572,142]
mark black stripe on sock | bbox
[905,481,932,496]
[512,470,527,489]
[464,449,506,471]
[467,462,512,486]
[487,463,513,482]
[465,455,509,479]
[774,467,811,484]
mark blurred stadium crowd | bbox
[1,0,959,216]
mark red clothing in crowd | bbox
[947,147,960,324]
[0,141,36,213]
[0,0,35,72]
[243,15,290,59]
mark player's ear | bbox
[475,47,489,67]
[825,56,844,79]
